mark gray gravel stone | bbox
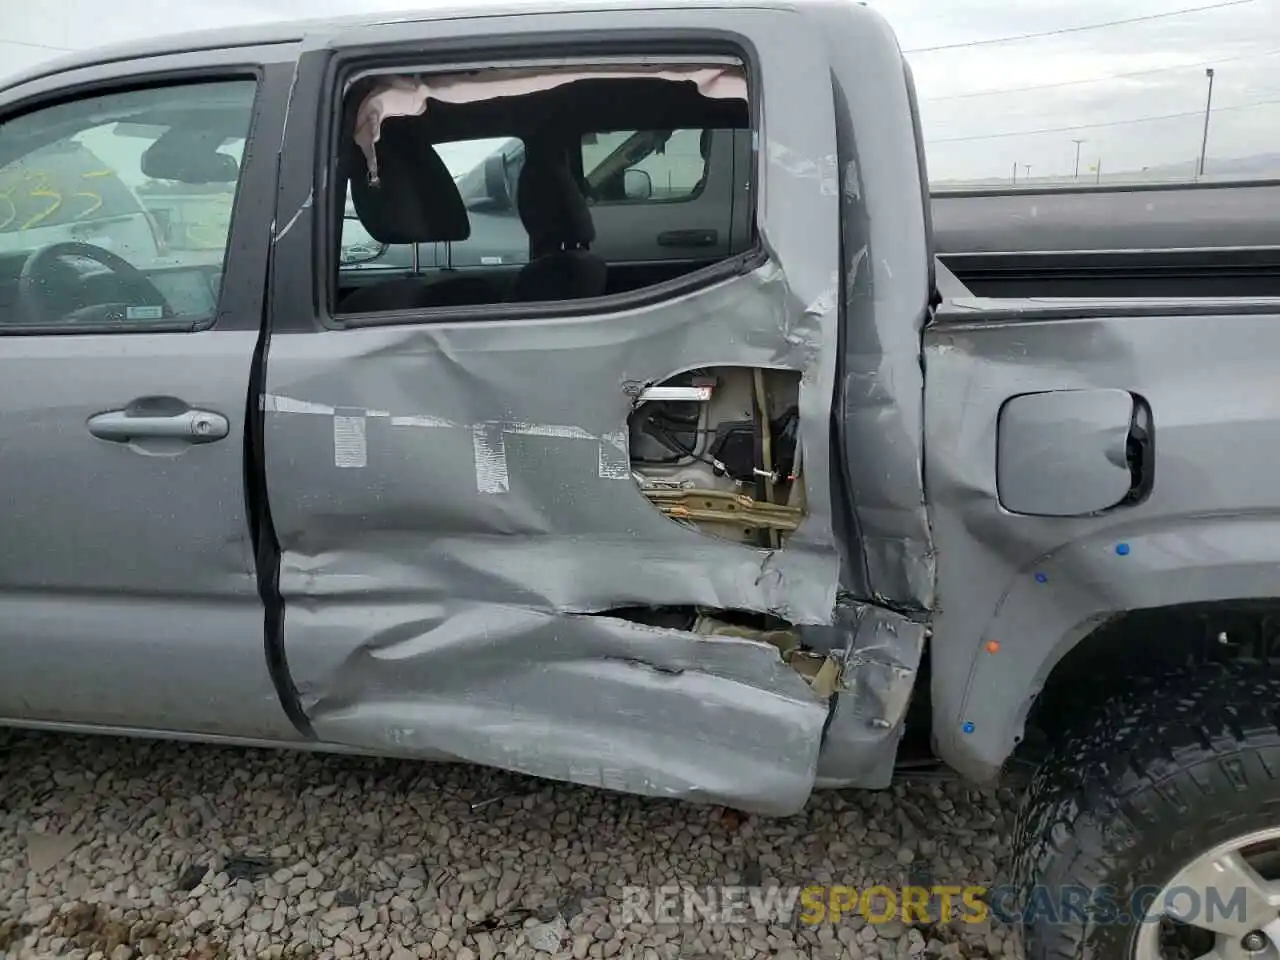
[223,898,250,924]
[0,731,1018,959]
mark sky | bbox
[2,0,1278,184]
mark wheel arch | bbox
[1022,597,1280,757]
[932,514,1280,782]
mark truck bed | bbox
[932,179,1280,300]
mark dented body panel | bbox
[812,601,928,789]
[258,4,931,813]
[817,3,936,612]
[283,601,830,814]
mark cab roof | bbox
[2,0,862,94]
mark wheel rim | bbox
[1134,826,1280,960]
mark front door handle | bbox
[87,408,229,443]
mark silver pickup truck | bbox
[2,3,1279,958]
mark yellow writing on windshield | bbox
[0,166,111,232]
[70,191,104,219]
[23,176,63,230]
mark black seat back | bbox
[341,118,490,313]
[510,140,607,302]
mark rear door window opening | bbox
[327,58,755,318]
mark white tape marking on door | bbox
[266,394,631,490]
[263,394,335,416]
[332,416,368,468]
[597,430,631,480]
[472,424,509,494]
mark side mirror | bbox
[623,167,653,201]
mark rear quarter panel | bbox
[924,300,1280,779]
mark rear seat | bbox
[339,119,493,313]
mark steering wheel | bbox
[18,241,173,325]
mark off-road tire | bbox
[1011,661,1280,959]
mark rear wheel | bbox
[1011,663,1280,960]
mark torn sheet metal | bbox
[808,600,928,788]
[294,604,829,815]
[354,65,747,181]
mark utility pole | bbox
[1095,158,1103,184]
[1011,161,1018,184]
[1198,67,1215,178]
[1023,164,1032,181]
[1072,139,1086,180]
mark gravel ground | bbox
[0,731,1022,960]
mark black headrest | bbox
[516,142,595,258]
[349,118,470,244]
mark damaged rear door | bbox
[260,7,851,814]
